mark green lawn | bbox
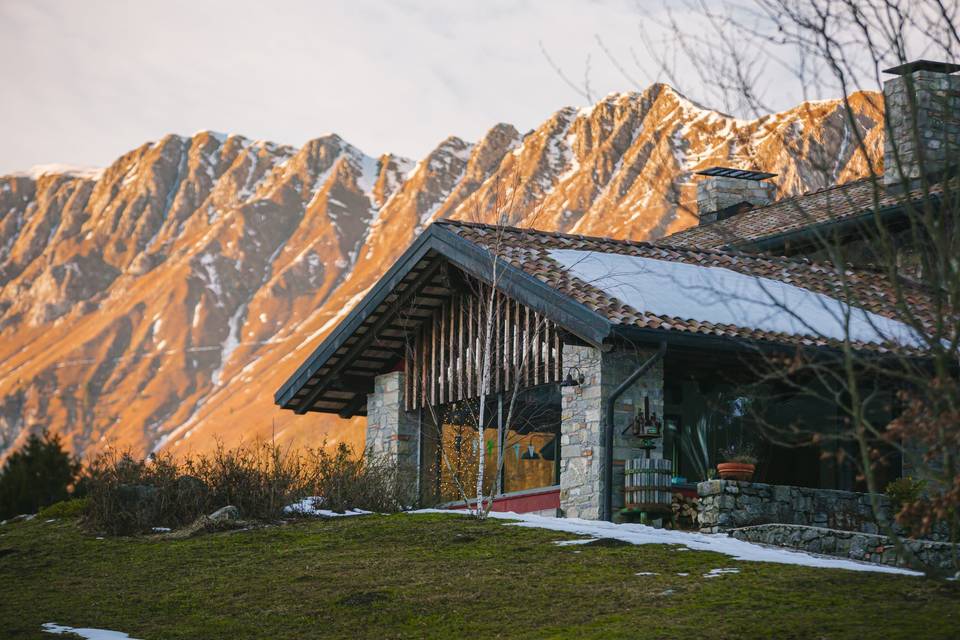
[1,512,958,639]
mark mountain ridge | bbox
[0,84,884,460]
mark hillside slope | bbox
[0,86,884,459]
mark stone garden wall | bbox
[698,480,895,535]
[730,524,958,574]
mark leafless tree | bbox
[549,0,959,574]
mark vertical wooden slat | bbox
[440,301,447,405]
[503,295,511,391]
[467,293,474,398]
[448,297,455,404]
[420,324,427,409]
[523,305,531,387]
[554,325,561,382]
[513,299,520,384]
[543,320,551,387]
[533,311,541,385]
[457,296,467,400]
[404,342,411,412]
[493,291,501,393]
[414,324,421,409]
[431,308,439,406]
[476,284,484,397]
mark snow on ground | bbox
[703,567,741,578]
[548,249,922,347]
[42,623,140,639]
[413,509,922,576]
[284,497,372,518]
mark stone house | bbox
[275,60,957,531]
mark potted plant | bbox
[716,443,757,481]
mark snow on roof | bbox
[549,249,921,347]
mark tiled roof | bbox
[438,219,935,353]
[662,177,949,250]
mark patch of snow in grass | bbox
[676,572,690,577]
[284,497,372,518]
[635,571,659,576]
[703,567,741,578]
[42,623,140,639]
[412,510,922,576]
[553,538,597,546]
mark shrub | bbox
[305,443,416,514]
[718,442,758,465]
[185,441,307,521]
[83,441,414,535]
[83,450,205,535]
[885,476,930,537]
[0,431,81,519]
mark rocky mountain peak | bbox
[0,84,885,461]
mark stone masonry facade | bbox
[883,67,960,185]
[365,371,418,472]
[696,176,776,222]
[559,344,664,520]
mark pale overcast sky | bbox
[0,0,878,174]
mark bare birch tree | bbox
[400,175,558,519]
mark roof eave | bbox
[274,222,614,409]
[734,193,941,253]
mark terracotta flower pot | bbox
[717,462,755,482]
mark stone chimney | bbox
[695,167,777,225]
[883,60,960,187]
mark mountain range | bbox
[0,84,884,460]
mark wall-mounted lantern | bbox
[559,366,585,388]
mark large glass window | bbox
[422,388,561,504]
[501,425,558,493]
[662,375,900,490]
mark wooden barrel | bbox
[624,457,673,512]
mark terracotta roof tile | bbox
[661,178,952,249]
[438,219,937,353]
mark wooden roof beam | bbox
[294,257,446,414]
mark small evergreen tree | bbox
[0,431,80,519]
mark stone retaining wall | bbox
[698,480,894,535]
[730,524,958,574]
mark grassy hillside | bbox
[1,512,958,639]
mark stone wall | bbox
[696,176,776,222]
[698,480,894,535]
[730,524,958,574]
[883,67,960,185]
[365,371,418,471]
[559,344,664,520]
